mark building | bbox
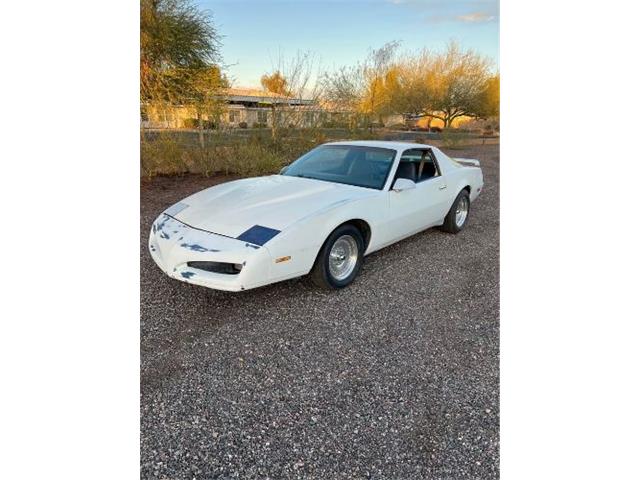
[142,87,318,129]
[141,87,469,130]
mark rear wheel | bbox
[441,189,471,233]
[310,224,364,289]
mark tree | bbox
[140,0,226,146]
[361,41,401,128]
[398,42,494,127]
[478,74,500,119]
[322,41,400,129]
[179,65,227,146]
[260,71,290,96]
[140,0,222,103]
[260,52,322,139]
[323,41,497,129]
[321,64,365,118]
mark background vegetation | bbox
[140,0,499,178]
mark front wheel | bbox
[440,189,471,233]
[310,224,364,289]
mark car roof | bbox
[323,140,435,151]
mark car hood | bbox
[171,175,376,239]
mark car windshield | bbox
[282,145,397,190]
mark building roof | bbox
[221,87,314,106]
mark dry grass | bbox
[140,128,381,177]
[140,128,497,177]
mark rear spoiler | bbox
[453,158,480,167]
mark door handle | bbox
[439,185,447,190]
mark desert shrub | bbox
[141,129,349,178]
[482,125,494,135]
[429,126,443,133]
[182,118,217,130]
[311,130,328,145]
[388,123,407,130]
[141,132,190,176]
[441,128,471,149]
[355,129,383,140]
[212,141,285,177]
[182,118,199,129]
[187,147,228,177]
[322,120,349,129]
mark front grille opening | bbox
[187,261,243,275]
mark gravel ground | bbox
[140,143,499,479]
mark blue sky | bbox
[196,0,499,88]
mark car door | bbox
[387,149,450,240]
[415,174,450,226]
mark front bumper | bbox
[148,213,273,292]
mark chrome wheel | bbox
[455,196,469,228]
[328,235,359,281]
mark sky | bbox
[196,0,499,88]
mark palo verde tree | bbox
[400,42,495,127]
[322,41,400,130]
[478,73,500,120]
[324,41,497,129]
[260,71,291,96]
[260,71,291,138]
[140,0,226,145]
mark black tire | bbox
[310,224,364,289]
[440,189,471,234]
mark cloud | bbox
[456,11,496,23]
[386,0,499,24]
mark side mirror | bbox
[279,166,288,175]
[392,178,416,192]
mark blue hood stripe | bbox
[236,225,281,246]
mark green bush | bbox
[238,121,248,129]
[252,122,267,129]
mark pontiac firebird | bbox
[149,141,483,291]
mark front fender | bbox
[265,194,387,281]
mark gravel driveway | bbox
[141,143,499,479]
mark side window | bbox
[420,150,440,181]
[399,149,440,183]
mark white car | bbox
[149,141,483,291]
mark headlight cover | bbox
[164,202,189,217]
